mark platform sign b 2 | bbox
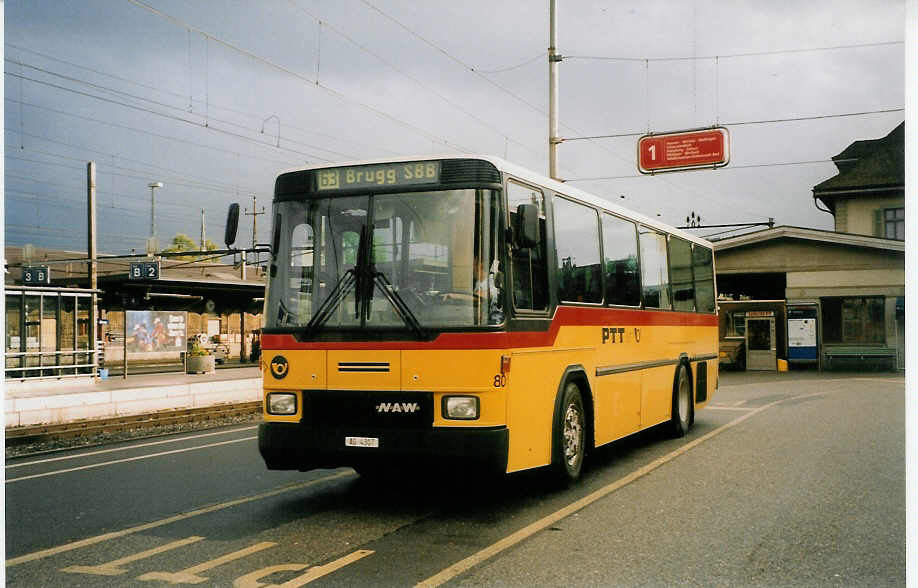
[129,261,160,280]
[638,127,729,174]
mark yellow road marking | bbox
[416,392,825,587]
[276,550,375,587]
[6,436,257,483]
[138,541,277,584]
[6,471,356,567]
[8,426,258,470]
[233,563,310,588]
[705,405,756,412]
[232,550,375,588]
[60,536,204,576]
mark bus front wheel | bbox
[669,363,693,438]
[551,382,585,483]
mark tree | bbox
[162,233,218,260]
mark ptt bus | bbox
[254,155,718,482]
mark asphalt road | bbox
[5,371,904,586]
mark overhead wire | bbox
[5,42,404,157]
[6,70,337,163]
[6,128,267,196]
[566,158,840,182]
[564,108,905,141]
[124,0,476,152]
[565,40,904,63]
[8,57,360,161]
[6,96,300,170]
[475,52,547,74]
[287,0,544,161]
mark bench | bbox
[824,346,897,371]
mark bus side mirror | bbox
[516,203,541,248]
[225,203,240,247]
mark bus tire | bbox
[551,381,586,484]
[669,363,693,438]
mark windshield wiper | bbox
[303,268,357,335]
[372,271,426,340]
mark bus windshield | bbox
[266,188,504,333]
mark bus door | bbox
[745,312,776,371]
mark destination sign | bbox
[638,127,730,174]
[316,161,441,191]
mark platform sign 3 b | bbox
[638,127,729,174]
[22,265,51,285]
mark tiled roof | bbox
[813,122,904,196]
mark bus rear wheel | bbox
[669,363,693,438]
[551,382,585,484]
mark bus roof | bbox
[281,154,713,249]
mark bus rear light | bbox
[443,396,479,420]
[500,355,511,375]
[266,392,297,415]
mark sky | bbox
[2,0,907,257]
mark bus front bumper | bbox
[258,421,509,474]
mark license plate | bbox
[345,436,379,448]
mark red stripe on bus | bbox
[262,307,717,351]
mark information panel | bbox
[787,306,819,361]
[638,127,729,174]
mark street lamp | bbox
[147,181,163,255]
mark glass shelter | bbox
[5,286,98,380]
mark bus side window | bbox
[602,214,641,306]
[693,245,716,312]
[553,196,602,304]
[507,181,549,312]
[639,227,671,309]
[669,236,695,311]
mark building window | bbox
[725,311,746,337]
[884,208,904,240]
[821,296,885,344]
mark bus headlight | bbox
[443,396,479,420]
[267,392,297,415]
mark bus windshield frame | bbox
[265,186,505,338]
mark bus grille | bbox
[303,390,433,428]
[338,362,390,373]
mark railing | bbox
[5,349,98,380]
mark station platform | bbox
[5,365,263,428]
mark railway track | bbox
[6,402,263,448]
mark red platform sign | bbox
[638,127,730,174]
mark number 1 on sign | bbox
[647,144,656,161]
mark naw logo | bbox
[375,402,420,414]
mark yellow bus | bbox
[256,155,718,482]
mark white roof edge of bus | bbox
[280,154,713,249]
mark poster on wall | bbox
[787,306,818,361]
[125,311,187,352]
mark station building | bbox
[714,122,905,371]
